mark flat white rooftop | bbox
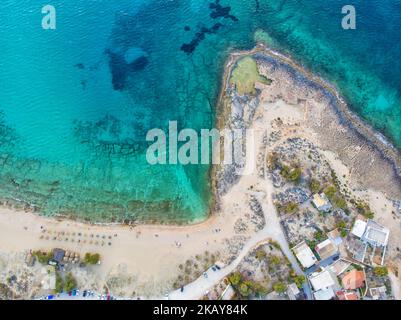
[351,219,367,238]
[309,270,337,291]
[363,222,389,247]
[313,287,335,300]
[293,241,317,268]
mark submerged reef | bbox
[105,49,149,91]
[73,114,147,156]
[209,0,238,21]
[180,0,238,54]
[181,23,224,54]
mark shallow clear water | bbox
[0,0,400,222]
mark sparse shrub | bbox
[269,255,281,266]
[313,231,326,242]
[64,273,77,292]
[277,202,299,214]
[292,275,305,289]
[228,272,242,286]
[309,179,321,193]
[238,283,252,297]
[273,282,287,293]
[337,220,346,229]
[255,249,267,261]
[280,164,302,183]
[32,250,53,265]
[54,272,63,294]
[374,266,388,277]
[84,253,100,265]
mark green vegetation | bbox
[337,220,348,237]
[313,230,326,242]
[324,185,348,210]
[32,250,53,265]
[280,165,302,183]
[292,275,306,289]
[229,56,272,95]
[268,240,281,250]
[64,273,77,292]
[54,272,63,294]
[227,272,268,298]
[255,249,267,261]
[84,253,101,265]
[269,255,281,267]
[228,272,242,286]
[337,220,346,229]
[309,179,321,193]
[374,266,388,277]
[273,281,287,294]
[306,240,318,252]
[238,282,252,297]
[355,201,375,219]
[276,202,299,215]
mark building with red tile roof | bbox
[341,269,365,290]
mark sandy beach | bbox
[1,44,401,299]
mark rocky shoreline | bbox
[213,44,401,207]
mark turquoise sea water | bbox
[0,0,400,222]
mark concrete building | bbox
[315,239,338,260]
[312,193,332,212]
[292,241,318,269]
[309,269,340,300]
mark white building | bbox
[362,220,390,248]
[292,241,318,269]
[309,269,340,300]
[349,216,390,265]
[351,216,368,238]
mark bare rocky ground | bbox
[209,241,297,300]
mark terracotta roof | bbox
[337,290,359,300]
[341,269,365,290]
